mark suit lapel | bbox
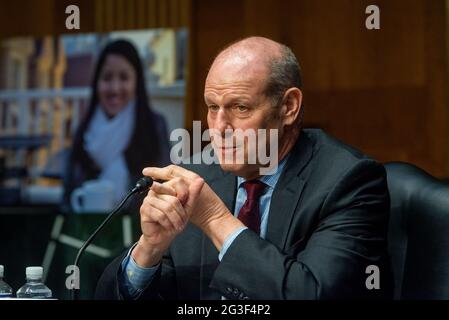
[266,132,314,250]
[209,170,237,214]
[200,169,237,299]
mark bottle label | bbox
[0,293,13,298]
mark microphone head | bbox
[134,176,153,193]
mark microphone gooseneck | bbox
[132,176,154,194]
[71,176,153,300]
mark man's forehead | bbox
[206,54,267,86]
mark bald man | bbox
[96,37,392,300]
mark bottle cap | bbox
[25,266,43,280]
[0,265,3,277]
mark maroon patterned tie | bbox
[237,180,267,235]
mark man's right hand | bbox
[131,178,204,268]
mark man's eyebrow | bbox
[204,95,215,104]
[204,90,217,97]
[204,92,252,106]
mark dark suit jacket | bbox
[95,129,392,300]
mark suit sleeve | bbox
[95,248,178,300]
[209,160,391,299]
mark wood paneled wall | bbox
[0,0,447,176]
[0,0,190,36]
[189,0,449,177]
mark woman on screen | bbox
[63,39,170,210]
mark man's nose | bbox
[214,109,232,133]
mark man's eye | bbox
[208,105,219,112]
[236,105,249,112]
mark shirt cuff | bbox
[218,227,248,261]
[119,243,160,298]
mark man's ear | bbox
[281,88,302,126]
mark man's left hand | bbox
[142,165,245,250]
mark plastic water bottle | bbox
[16,266,52,299]
[0,265,13,298]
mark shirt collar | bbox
[237,154,290,190]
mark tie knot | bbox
[242,180,267,200]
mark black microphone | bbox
[71,176,153,300]
[132,176,154,193]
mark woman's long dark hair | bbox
[69,39,164,185]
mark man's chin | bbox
[218,162,260,179]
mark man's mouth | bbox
[217,145,245,152]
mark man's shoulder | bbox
[304,128,367,160]
[301,128,385,180]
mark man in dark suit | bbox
[95,37,391,300]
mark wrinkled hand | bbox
[140,178,203,244]
[143,165,230,229]
[142,165,245,251]
[132,175,204,267]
